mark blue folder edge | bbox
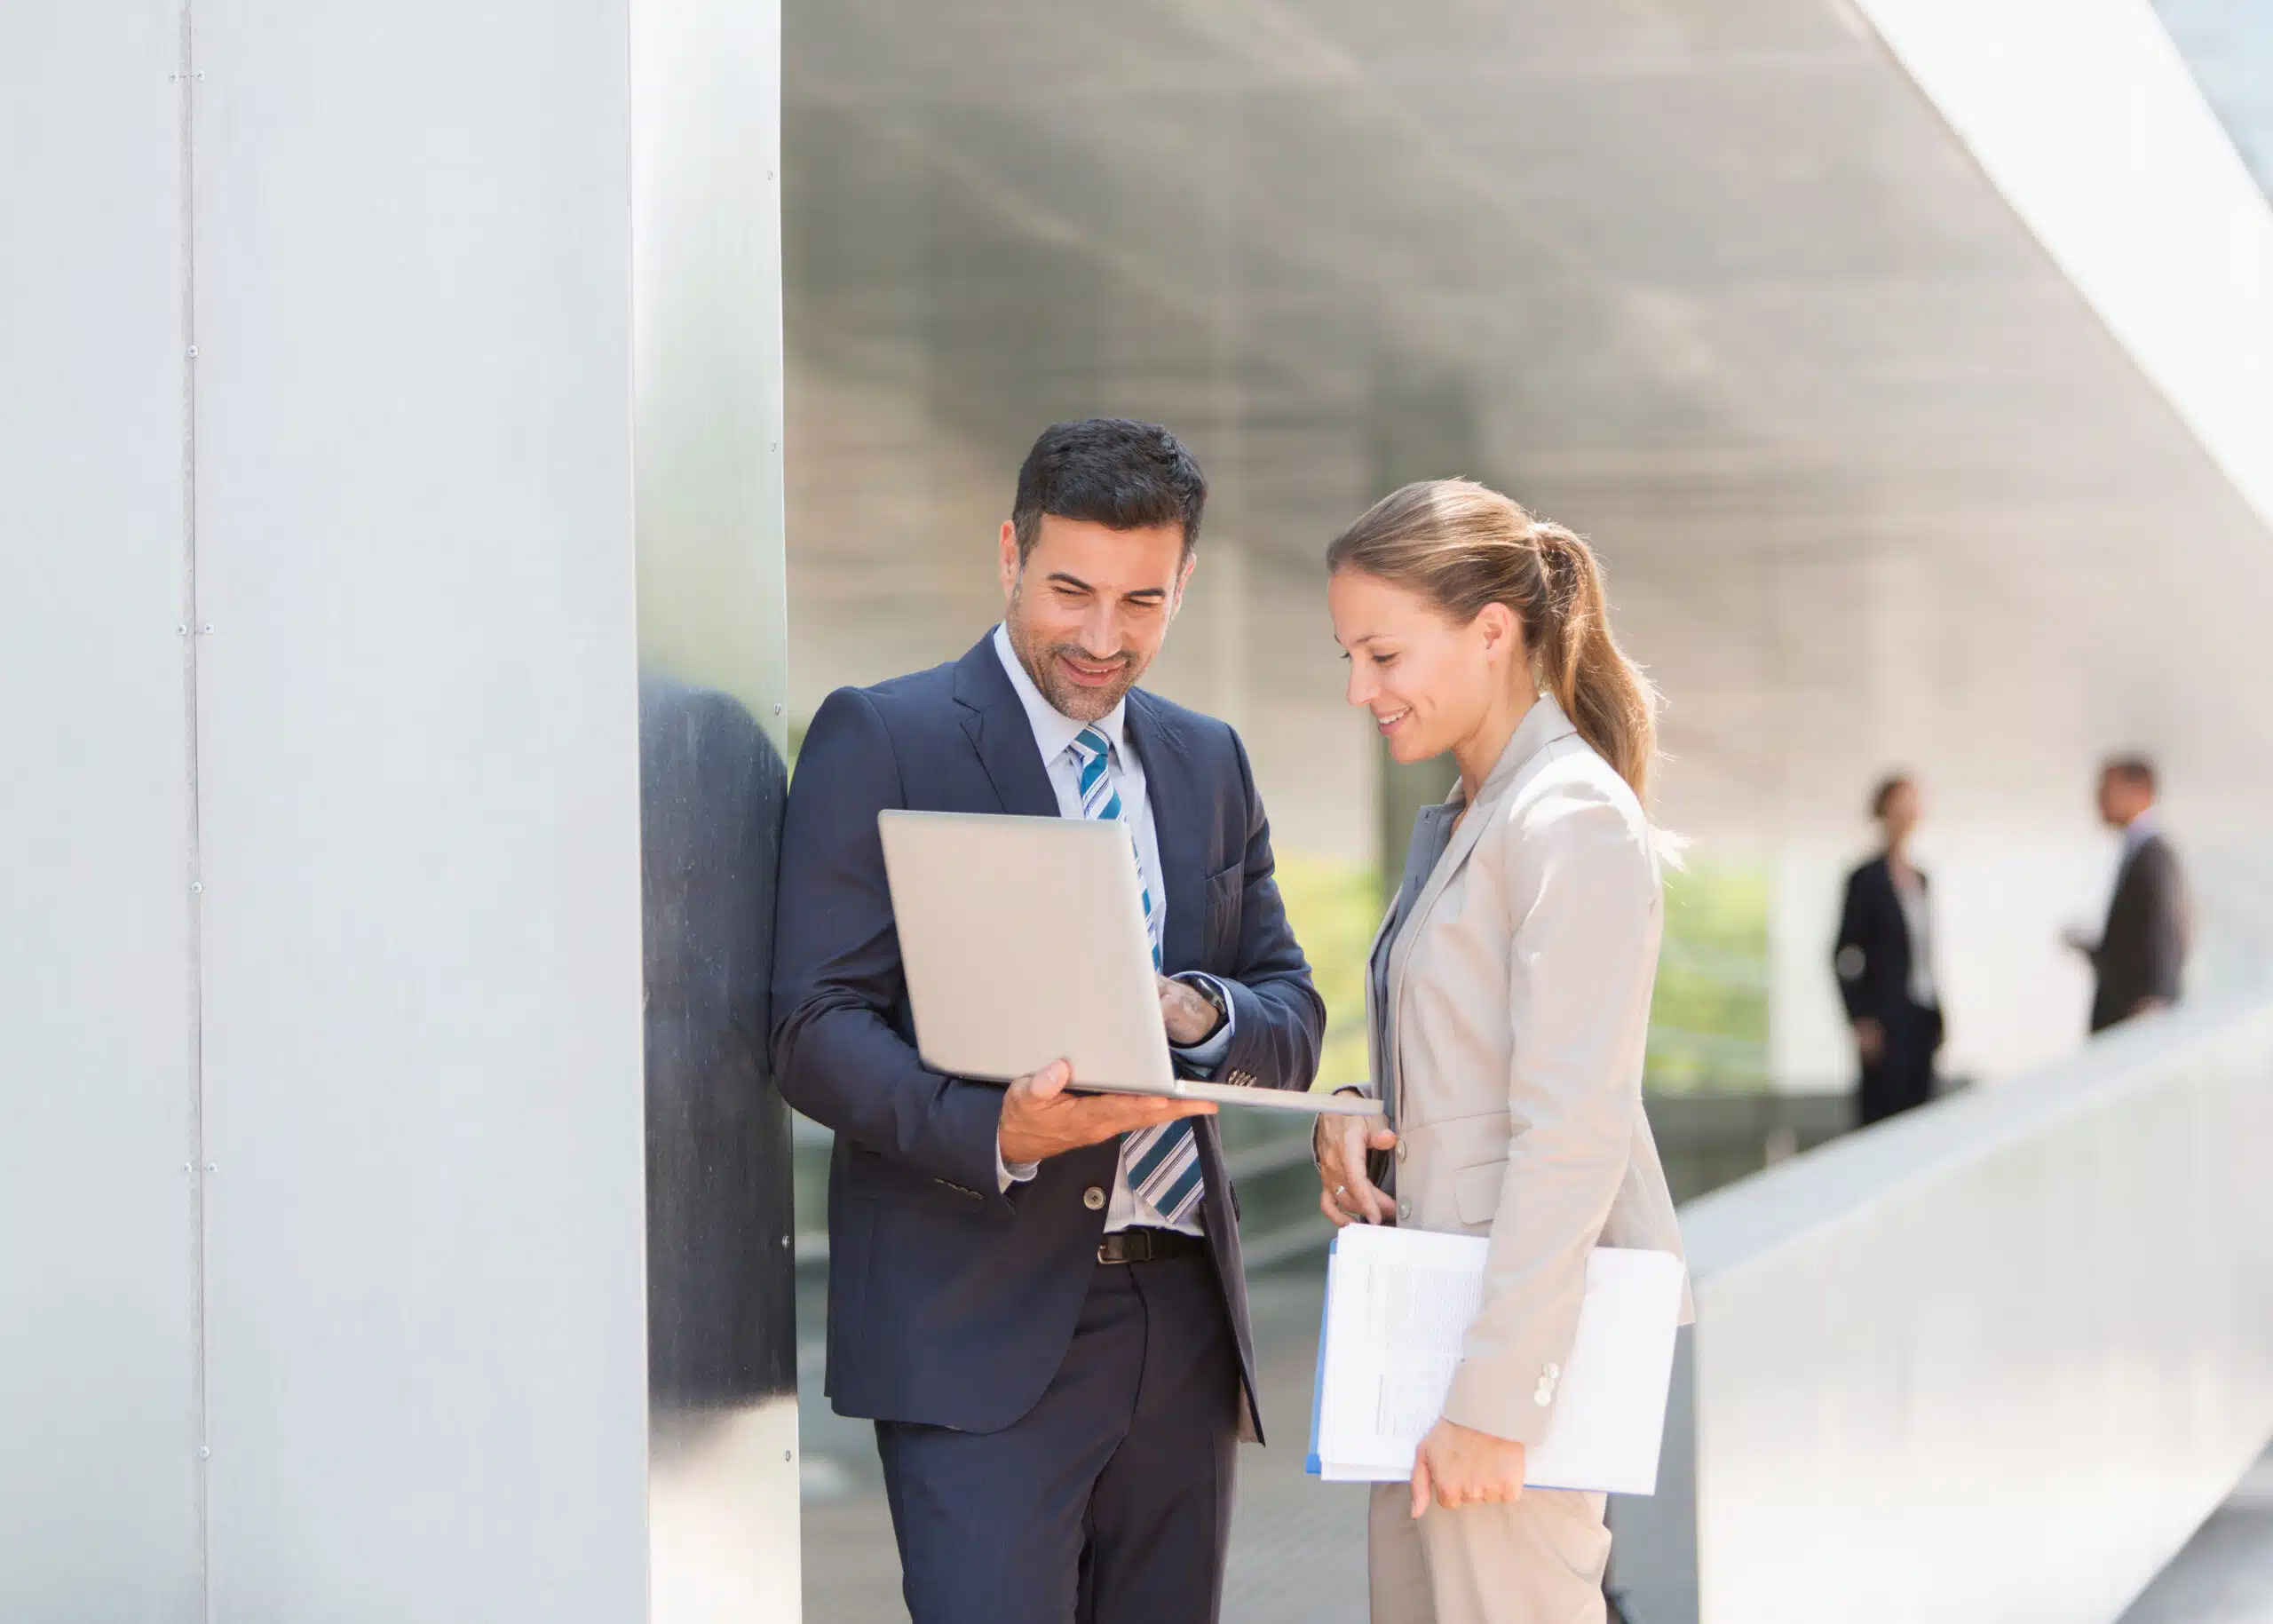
[1304,1230,1337,1476]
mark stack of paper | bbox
[1307,1226,1685,1495]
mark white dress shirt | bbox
[2121,804,2161,860]
[990,623,1232,1234]
[1890,865,1937,1009]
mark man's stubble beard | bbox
[1006,582,1148,724]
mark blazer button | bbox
[1534,1383,1553,1406]
[1083,1186,1106,1211]
[1396,1141,1408,1163]
[1397,1200,1412,1221]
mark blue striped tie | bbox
[1068,726,1205,1227]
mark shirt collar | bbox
[2122,804,2161,856]
[991,622,1129,766]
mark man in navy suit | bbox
[772,419,1326,1624]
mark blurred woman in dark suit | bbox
[1834,774,1943,1126]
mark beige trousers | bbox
[1367,1483,1612,1624]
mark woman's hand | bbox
[1409,1417,1525,1517]
[1314,1105,1397,1226]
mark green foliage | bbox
[1271,849,1773,1096]
[1646,858,1770,1092]
[1272,852,1381,1091]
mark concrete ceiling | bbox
[781,0,2273,859]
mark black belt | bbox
[1097,1227,1207,1265]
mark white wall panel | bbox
[186,4,650,1615]
[0,6,203,1618]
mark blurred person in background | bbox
[1313,480,1687,1624]
[1833,773,1944,1127]
[2065,756,2190,1033]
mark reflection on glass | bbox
[631,0,794,1609]
[639,676,792,1408]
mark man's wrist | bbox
[1164,973,1230,1050]
[996,1132,1040,1192]
[1185,975,1229,1040]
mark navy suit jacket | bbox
[770,636,1326,1440]
[2091,833,2188,1034]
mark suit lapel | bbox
[951,638,1059,820]
[1124,693,1202,975]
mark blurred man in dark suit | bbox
[2066,756,2190,1034]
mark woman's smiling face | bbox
[1328,567,1522,766]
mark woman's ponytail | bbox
[1526,522,1659,803]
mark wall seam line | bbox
[174,1,214,1617]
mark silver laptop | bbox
[878,810,1375,1115]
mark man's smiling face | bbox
[1000,512,1193,723]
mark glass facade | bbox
[2155,0,2273,197]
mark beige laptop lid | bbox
[879,810,1176,1093]
[878,809,1379,1116]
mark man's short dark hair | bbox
[1010,418,1208,562]
[2103,755,2158,793]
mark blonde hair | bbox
[1327,479,1662,803]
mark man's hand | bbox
[1410,1417,1525,1517]
[1852,1016,1885,1065]
[1157,975,1224,1047]
[997,1059,1216,1168]
[1315,1105,1397,1226]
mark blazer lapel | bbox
[1123,693,1202,975]
[951,638,1059,820]
[1383,696,1582,1088]
[1385,793,1491,1036]
[1368,797,1449,1118]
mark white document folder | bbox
[1306,1227,1685,1495]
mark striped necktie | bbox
[1068,726,1205,1228]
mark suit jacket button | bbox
[1397,1200,1412,1221]
[1534,1384,1553,1406]
[1083,1186,1106,1211]
[1396,1141,1408,1162]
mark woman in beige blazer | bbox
[1313,479,1688,1624]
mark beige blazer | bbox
[1360,694,1689,1448]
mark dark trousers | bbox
[875,1251,1241,1624]
[1857,1000,1942,1127]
